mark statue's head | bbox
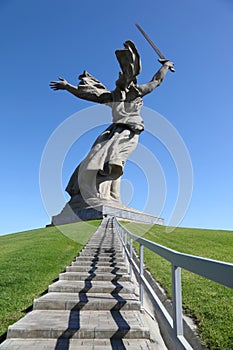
[115,40,141,90]
[115,72,137,90]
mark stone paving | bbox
[0,217,162,349]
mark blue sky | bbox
[1,0,233,235]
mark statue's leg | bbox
[78,169,99,202]
[110,177,121,201]
[98,180,112,200]
[96,163,122,201]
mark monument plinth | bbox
[51,202,164,226]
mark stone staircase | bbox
[0,217,158,349]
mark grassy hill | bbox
[0,221,100,338]
[0,220,232,349]
[122,222,233,350]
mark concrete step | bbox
[80,247,122,255]
[81,242,119,246]
[82,243,120,246]
[80,248,122,255]
[67,265,127,273]
[72,260,126,267]
[0,338,153,349]
[84,243,120,246]
[7,310,150,340]
[59,271,130,282]
[33,292,140,311]
[48,280,136,294]
[80,245,120,250]
[79,250,122,259]
[76,256,125,263]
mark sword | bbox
[135,23,175,72]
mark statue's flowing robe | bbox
[66,52,144,201]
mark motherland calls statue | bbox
[50,39,174,210]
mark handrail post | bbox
[139,244,144,308]
[124,232,127,264]
[121,228,125,259]
[172,264,183,336]
[129,238,133,280]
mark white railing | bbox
[113,217,233,350]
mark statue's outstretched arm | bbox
[50,77,82,98]
[138,60,174,97]
[50,77,112,104]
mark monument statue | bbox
[50,38,174,211]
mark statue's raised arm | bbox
[138,59,174,97]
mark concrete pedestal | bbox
[51,202,164,226]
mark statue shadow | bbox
[109,246,130,349]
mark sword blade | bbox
[135,23,165,59]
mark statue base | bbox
[51,201,164,226]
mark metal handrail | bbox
[113,216,233,350]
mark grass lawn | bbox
[0,221,100,338]
[122,222,233,350]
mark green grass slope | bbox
[122,222,233,350]
[0,221,100,337]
